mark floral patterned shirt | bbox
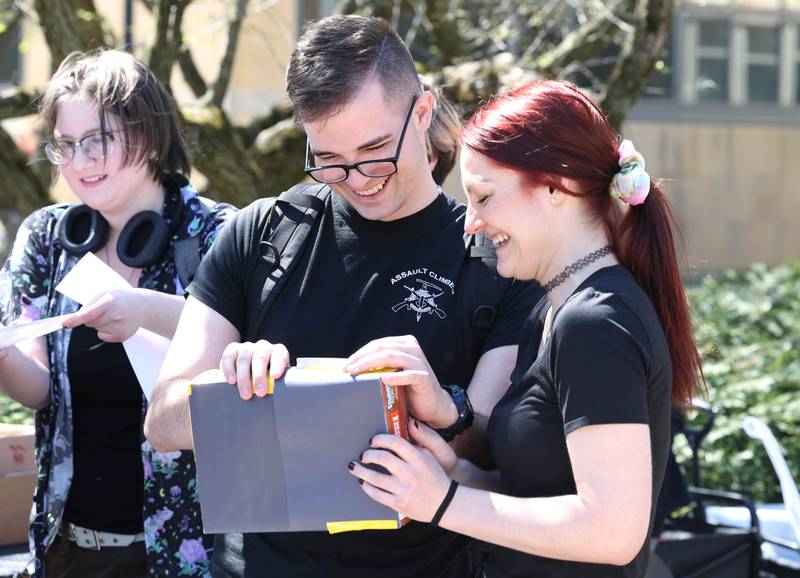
[0,179,237,577]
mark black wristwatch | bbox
[435,384,474,442]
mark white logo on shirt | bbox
[389,269,455,322]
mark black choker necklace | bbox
[542,245,614,294]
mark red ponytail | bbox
[462,80,703,406]
[619,182,704,406]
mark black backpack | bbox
[244,183,510,369]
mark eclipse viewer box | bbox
[188,362,409,534]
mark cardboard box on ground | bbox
[0,424,35,546]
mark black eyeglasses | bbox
[304,95,419,184]
[43,130,123,165]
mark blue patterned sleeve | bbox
[199,201,238,257]
[0,208,61,326]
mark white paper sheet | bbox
[0,314,72,349]
[55,252,171,401]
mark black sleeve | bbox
[187,201,264,335]
[549,295,652,435]
[481,279,545,353]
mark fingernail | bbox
[358,479,363,485]
[227,374,236,383]
[348,462,355,471]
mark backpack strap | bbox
[173,196,217,289]
[467,233,496,261]
[461,231,505,371]
[244,183,331,340]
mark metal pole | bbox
[124,0,134,52]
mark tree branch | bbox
[178,46,208,98]
[0,88,37,120]
[423,0,470,66]
[181,103,265,206]
[32,0,114,67]
[148,0,190,86]
[210,0,248,107]
[248,117,306,197]
[237,97,293,148]
[434,54,541,118]
[536,0,631,78]
[0,126,50,215]
[600,0,674,130]
[139,0,208,98]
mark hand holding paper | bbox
[62,287,145,343]
[346,335,454,428]
[56,253,171,401]
[219,339,291,399]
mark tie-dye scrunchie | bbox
[609,139,650,206]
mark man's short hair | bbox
[286,15,421,123]
[40,49,191,181]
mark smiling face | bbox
[53,98,162,221]
[461,147,556,281]
[303,80,435,222]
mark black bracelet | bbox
[430,480,459,526]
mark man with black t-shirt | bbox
[145,15,541,578]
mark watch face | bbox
[451,386,471,411]
[435,385,474,441]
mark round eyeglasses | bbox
[43,130,122,165]
[303,95,418,184]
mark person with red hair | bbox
[348,80,704,577]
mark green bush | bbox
[685,261,800,503]
[0,390,34,425]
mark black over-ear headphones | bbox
[56,179,185,269]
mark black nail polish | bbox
[358,479,363,485]
[348,462,355,471]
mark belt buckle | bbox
[66,523,77,542]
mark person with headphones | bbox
[420,77,462,187]
[0,50,236,578]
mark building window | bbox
[695,20,729,102]
[0,22,20,87]
[642,43,673,99]
[746,25,779,103]
[795,24,800,105]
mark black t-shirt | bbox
[485,266,672,578]
[64,324,145,534]
[189,191,540,578]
